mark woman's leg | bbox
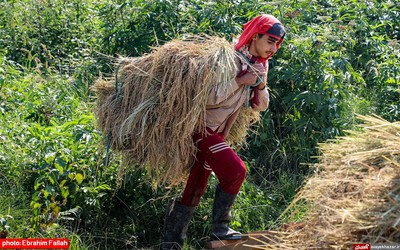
[180,149,212,207]
[193,132,246,240]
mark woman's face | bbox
[249,34,279,59]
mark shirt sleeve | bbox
[251,62,270,111]
[207,56,243,107]
[207,77,241,107]
[251,88,270,111]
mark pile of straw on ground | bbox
[91,36,260,186]
[252,115,399,249]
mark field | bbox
[0,0,399,249]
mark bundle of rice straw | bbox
[91,36,260,186]
[250,115,399,249]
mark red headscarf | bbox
[235,14,285,62]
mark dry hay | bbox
[250,115,400,249]
[91,36,260,186]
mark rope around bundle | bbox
[91,36,260,186]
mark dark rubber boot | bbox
[211,185,241,240]
[160,201,195,250]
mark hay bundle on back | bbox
[92,36,259,185]
[254,115,399,249]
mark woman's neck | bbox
[238,44,258,63]
[248,41,260,58]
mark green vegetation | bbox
[0,0,398,249]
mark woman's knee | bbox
[232,160,247,183]
[219,160,246,194]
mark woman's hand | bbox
[257,81,266,90]
[235,63,267,87]
[235,71,259,86]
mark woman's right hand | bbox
[235,63,266,86]
[235,71,259,86]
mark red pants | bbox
[180,130,247,207]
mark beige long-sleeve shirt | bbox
[205,70,270,137]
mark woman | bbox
[161,14,286,250]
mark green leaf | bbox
[59,180,67,187]
[68,173,75,180]
[75,173,84,184]
[61,188,70,199]
[55,158,66,175]
[33,202,42,209]
[94,184,112,192]
[34,179,43,190]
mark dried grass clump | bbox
[227,107,261,149]
[91,36,259,186]
[251,115,399,249]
